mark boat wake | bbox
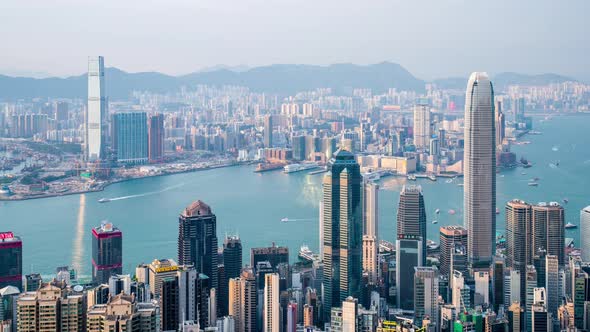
[105,183,185,202]
[281,218,314,223]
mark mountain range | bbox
[0,62,577,100]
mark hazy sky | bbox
[1,0,589,80]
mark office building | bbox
[526,265,537,331]
[263,273,279,332]
[108,274,131,297]
[87,293,159,332]
[264,115,273,148]
[363,182,378,283]
[303,304,313,328]
[396,237,423,310]
[474,271,490,306]
[452,270,470,313]
[413,103,431,149]
[531,288,551,332]
[112,112,148,164]
[177,266,198,325]
[287,303,297,332]
[178,200,218,291]
[342,297,358,332]
[322,149,362,317]
[464,72,496,266]
[492,258,505,310]
[229,269,257,332]
[414,267,439,329]
[508,302,524,332]
[220,235,242,316]
[505,199,531,301]
[545,255,559,318]
[148,113,165,163]
[532,202,565,265]
[250,244,288,272]
[0,232,22,290]
[24,273,42,292]
[86,56,107,162]
[92,222,122,285]
[148,258,178,298]
[439,226,468,277]
[292,135,306,161]
[397,185,427,263]
[159,276,179,331]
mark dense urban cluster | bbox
[1,57,590,332]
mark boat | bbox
[407,174,417,181]
[448,209,456,215]
[552,146,559,152]
[565,223,577,229]
[435,209,440,214]
[254,163,284,173]
[528,182,539,186]
[427,240,439,250]
[563,198,569,204]
[284,163,319,174]
[98,198,110,203]
[281,217,289,223]
[428,174,437,181]
[298,245,314,262]
[432,220,438,224]
[530,177,540,181]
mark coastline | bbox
[0,162,243,202]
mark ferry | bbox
[435,209,440,214]
[284,163,319,174]
[565,223,577,229]
[281,217,289,223]
[432,220,438,224]
[98,198,111,203]
[298,245,320,262]
[528,182,539,187]
[407,174,417,181]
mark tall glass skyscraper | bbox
[397,185,427,263]
[0,232,22,290]
[86,56,107,162]
[112,112,148,164]
[464,72,496,267]
[148,113,165,163]
[92,222,122,285]
[413,103,431,149]
[321,149,362,318]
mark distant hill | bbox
[433,72,576,91]
[0,62,425,100]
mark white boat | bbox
[407,174,417,181]
[432,220,438,224]
[281,217,289,223]
[428,174,437,181]
[435,209,440,214]
[284,163,319,174]
[565,223,577,229]
[528,182,539,187]
[98,198,110,203]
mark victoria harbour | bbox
[2,114,588,279]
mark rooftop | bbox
[182,200,212,217]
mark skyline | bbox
[1,0,589,81]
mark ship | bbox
[98,198,111,203]
[428,174,437,181]
[407,174,417,181]
[284,163,319,174]
[298,245,320,262]
[432,220,438,224]
[565,223,577,229]
[563,198,569,204]
[254,163,284,173]
[528,182,539,187]
[281,217,289,223]
[435,209,440,214]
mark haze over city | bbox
[1,0,589,80]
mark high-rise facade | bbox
[464,72,496,267]
[263,273,279,332]
[532,202,565,265]
[582,206,590,261]
[505,199,531,301]
[413,103,431,149]
[545,255,559,318]
[414,267,439,329]
[86,56,107,162]
[148,113,165,163]
[229,268,257,332]
[112,112,148,164]
[397,185,427,263]
[264,115,273,148]
[223,236,242,280]
[160,276,180,331]
[396,237,423,311]
[0,232,22,290]
[439,226,468,278]
[92,222,122,285]
[87,292,159,332]
[362,181,378,283]
[178,200,218,291]
[321,149,362,317]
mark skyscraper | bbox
[505,199,531,301]
[263,273,279,332]
[342,297,358,332]
[160,276,180,331]
[321,149,362,317]
[0,232,22,290]
[532,202,565,265]
[264,115,273,148]
[396,236,423,310]
[397,185,427,263]
[178,200,218,291]
[112,112,148,164]
[545,255,559,318]
[362,181,378,283]
[464,72,496,267]
[439,226,468,278]
[414,267,439,329]
[86,56,107,162]
[92,222,122,285]
[229,268,257,332]
[220,235,242,316]
[413,103,431,149]
[582,206,590,262]
[148,113,165,163]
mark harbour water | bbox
[1,114,589,279]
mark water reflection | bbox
[71,194,86,277]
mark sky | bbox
[1,0,589,81]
